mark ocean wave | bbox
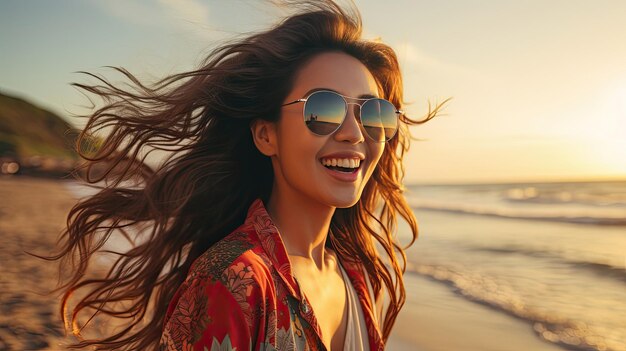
[408,199,626,226]
[405,262,623,351]
[469,245,626,284]
[569,261,626,284]
[502,186,626,207]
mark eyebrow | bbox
[302,87,379,100]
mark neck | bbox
[266,185,335,272]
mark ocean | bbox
[400,180,626,351]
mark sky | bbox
[1,0,625,185]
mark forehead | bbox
[290,51,379,98]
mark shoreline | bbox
[387,273,567,351]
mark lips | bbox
[317,151,366,182]
[318,157,363,182]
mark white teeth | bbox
[320,158,361,168]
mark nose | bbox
[333,103,365,144]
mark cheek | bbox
[361,143,385,185]
[277,120,322,170]
[368,143,385,169]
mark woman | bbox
[53,1,447,350]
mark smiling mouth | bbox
[319,160,362,173]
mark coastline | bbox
[387,273,567,351]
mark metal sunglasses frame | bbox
[281,90,403,142]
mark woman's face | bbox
[272,51,386,208]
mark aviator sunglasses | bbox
[282,90,402,142]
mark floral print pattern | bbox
[159,198,384,350]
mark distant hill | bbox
[0,91,78,160]
[0,91,84,176]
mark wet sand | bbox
[387,273,567,351]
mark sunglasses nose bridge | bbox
[338,101,366,141]
[344,101,363,120]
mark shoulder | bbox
[161,231,275,349]
[181,230,276,302]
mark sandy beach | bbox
[0,176,78,350]
[0,176,127,350]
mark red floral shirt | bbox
[159,198,384,350]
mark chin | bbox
[325,192,362,209]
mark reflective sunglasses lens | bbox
[361,99,399,142]
[304,91,346,135]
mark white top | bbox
[339,263,370,351]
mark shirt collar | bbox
[242,197,384,348]
[243,197,299,295]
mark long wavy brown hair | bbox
[49,1,449,349]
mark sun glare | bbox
[583,84,626,175]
